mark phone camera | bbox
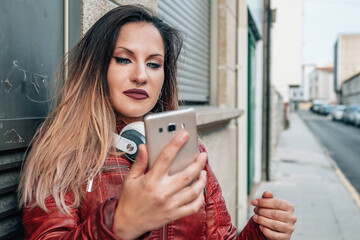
[168,123,176,132]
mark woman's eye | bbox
[113,57,131,64]
[147,62,162,69]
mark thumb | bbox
[128,144,148,178]
[262,191,274,199]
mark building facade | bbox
[301,63,316,102]
[342,73,360,104]
[309,66,335,103]
[270,0,303,103]
[334,34,360,103]
[0,0,276,237]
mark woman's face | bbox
[107,22,165,122]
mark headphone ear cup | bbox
[120,129,146,162]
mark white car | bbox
[331,105,346,121]
[343,105,360,124]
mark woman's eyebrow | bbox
[149,53,164,58]
[115,47,134,54]
[115,47,164,58]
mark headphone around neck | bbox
[113,121,146,162]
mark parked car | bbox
[331,105,346,121]
[319,104,335,115]
[342,105,360,124]
[354,109,360,127]
[310,99,325,113]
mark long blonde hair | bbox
[18,5,182,213]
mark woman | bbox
[19,5,296,240]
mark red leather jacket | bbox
[22,124,267,240]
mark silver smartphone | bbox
[144,108,198,176]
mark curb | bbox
[334,166,360,209]
[296,111,360,210]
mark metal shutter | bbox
[0,1,65,238]
[0,151,23,240]
[158,0,211,102]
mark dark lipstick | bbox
[123,88,149,100]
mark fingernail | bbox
[200,152,208,161]
[252,199,258,205]
[179,131,189,141]
[253,214,258,221]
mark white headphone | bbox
[113,121,146,162]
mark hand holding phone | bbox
[144,108,198,176]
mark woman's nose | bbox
[132,63,148,85]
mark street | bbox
[298,109,360,194]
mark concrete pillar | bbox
[81,0,157,35]
[236,0,249,229]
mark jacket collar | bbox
[116,120,126,135]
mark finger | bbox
[253,214,293,235]
[151,131,189,177]
[128,144,148,178]
[262,191,273,199]
[170,184,205,220]
[166,152,207,195]
[258,225,292,240]
[254,207,296,223]
[252,198,294,212]
[170,170,207,207]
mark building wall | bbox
[309,68,335,103]
[289,87,302,102]
[0,1,65,238]
[318,70,335,103]
[309,69,317,100]
[211,0,238,224]
[270,86,284,157]
[0,0,269,237]
[336,34,360,91]
[236,0,249,228]
[342,73,360,104]
[270,0,303,103]
[0,0,267,237]
[302,64,316,102]
[254,39,264,184]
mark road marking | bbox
[334,166,360,210]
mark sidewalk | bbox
[250,112,360,240]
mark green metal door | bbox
[247,31,256,194]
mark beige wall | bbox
[309,68,335,103]
[338,34,360,88]
[217,0,237,108]
[271,0,303,103]
[318,70,335,102]
[198,121,238,223]
[82,0,157,34]
[213,0,239,224]
[270,86,284,158]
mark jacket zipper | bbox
[86,165,130,192]
[160,225,168,240]
[101,165,130,172]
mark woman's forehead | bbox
[114,22,164,55]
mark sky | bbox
[303,0,360,64]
